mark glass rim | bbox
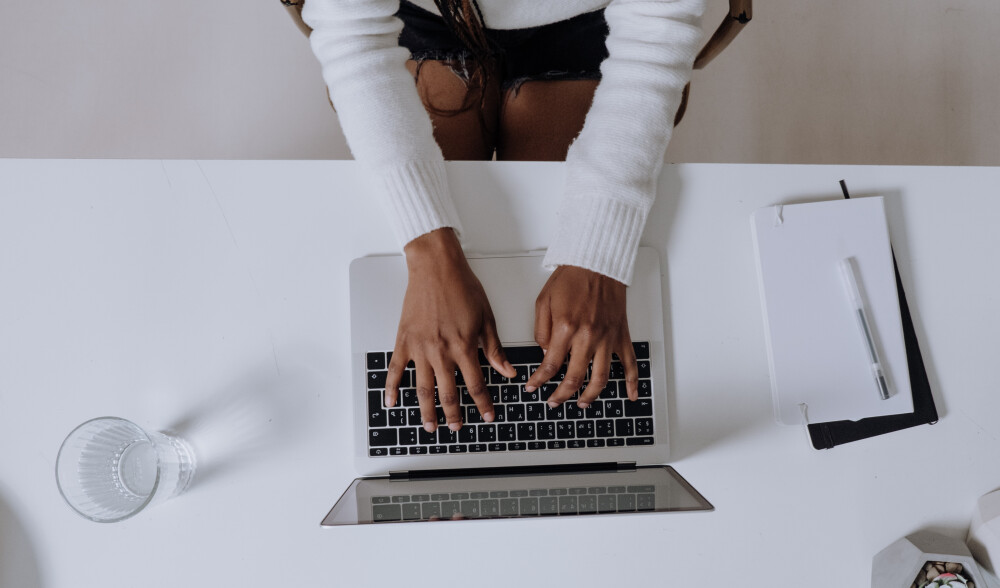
[55,416,163,523]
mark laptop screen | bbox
[321,465,712,526]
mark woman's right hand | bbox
[383,228,516,433]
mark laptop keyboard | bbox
[366,343,654,457]
[371,485,657,521]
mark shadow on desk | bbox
[166,365,324,491]
[0,484,45,588]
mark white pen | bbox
[839,257,892,400]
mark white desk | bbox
[1,160,998,587]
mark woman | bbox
[300,0,705,434]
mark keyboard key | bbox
[576,421,595,438]
[368,371,387,389]
[508,442,527,451]
[517,423,536,441]
[556,422,575,439]
[372,504,401,522]
[460,501,481,518]
[418,427,437,444]
[500,498,519,516]
[615,419,634,437]
[588,487,607,494]
[369,448,387,457]
[627,437,655,446]
[481,499,500,517]
[600,381,617,399]
[460,388,473,405]
[565,404,585,420]
[430,445,448,454]
[498,424,516,441]
[422,502,442,519]
[578,495,598,513]
[585,401,605,419]
[625,399,653,417]
[389,447,406,456]
[459,426,476,443]
[545,403,564,420]
[488,443,506,452]
[500,386,520,404]
[609,362,624,380]
[635,418,654,436]
[528,441,546,450]
[559,496,578,515]
[399,428,418,445]
[540,384,558,401]
[402,503,422,520]
[441,501,460,518]
[606,438,625,447]
[618,494,637,512]
[569,487,587,495]
[408,446,428,455]
[632,341,649,359]
[537,422,556,440]
[586,439,606,448]
[369,428,397,446]
[605,400,624,418]
[435,407,446,425]
[637,379,652,397]
[401,388,419,407]
[506,404,526,422]
[469,444,487,452]
[407,408,422,427]
[513,365,529,384]
[504,345,544,365]
[371,496,390,504]
[567,440,585,449]
[488,386,501,403]
[521,389,540,403]
[547,440,566,449]
[367,352,386,371]
[390,495,408,504]
[538,497,559,515]
[525,403,545,421]
[388,409,406,427]
[369,407,387,428]
[448,445,468,453]
[510,490,528,497]
[490,368,510,385]
[637,361,651,378]
[637,494,656,511]
[520,497,539,515]
[477,424,497,443]
[596,419,615,437]
[597,495,617,513]
[438,429,458,444]
[466,406,484,424]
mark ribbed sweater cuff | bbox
[375,160,464,247]
[542,197,647,286]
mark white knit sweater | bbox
[302,0,705,285]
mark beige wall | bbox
[1,0,998,165]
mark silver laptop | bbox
[321,247,712,525]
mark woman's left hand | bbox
[524,265,639,408]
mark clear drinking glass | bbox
[56,417,196,523]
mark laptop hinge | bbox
[389,461,636,481]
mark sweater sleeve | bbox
[301,0,464,246]
[541,0,706,285]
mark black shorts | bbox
[395,1,609,91]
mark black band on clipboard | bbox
[805,182,938,449]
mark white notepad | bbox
[750,197,914,425]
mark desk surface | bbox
[1,160,998,587]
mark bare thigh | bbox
[496,79,600,162]
[406,59,500,161]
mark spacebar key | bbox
[369,428,398,447]
[503,346,544,365]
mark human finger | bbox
[618,333,639,402]
[434,360,463,430]
[481,313,515,379]
[533,295,552,352]
[414,358,438,433]
[526,335,569,393]
[547,336,593,407]
[579,344,611,407]
[384,346,408,408]
[457,348,495,423]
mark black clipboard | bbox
[806,184,938,449]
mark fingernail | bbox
[547,401,558,409]
[423,421,436,433]
[484,411,494,422]
[525,385,536,392]
[448,422,462,431]
[383,391,392,406]
[578,402,589,409]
